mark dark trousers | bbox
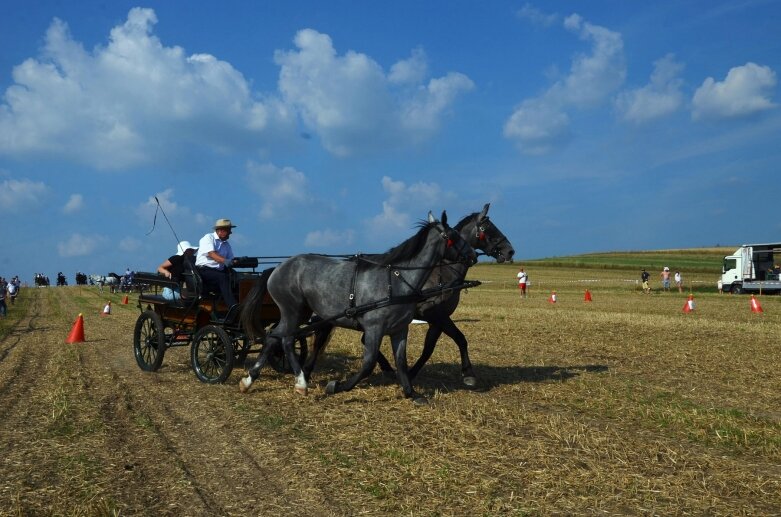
[197,267,237,307]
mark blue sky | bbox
[1,1,779,283]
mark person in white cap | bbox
[660,267,671,292]
[157,240,198,300]
[196,219,238,307]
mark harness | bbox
[340,223,473,321]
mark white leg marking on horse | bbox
[294,372,308,395]
[239,376,252,393]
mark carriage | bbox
[133,207,513,404]
[132,256,307,384]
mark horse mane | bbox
[453,212,479,232]
[356,220,438,269]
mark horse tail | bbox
[239,267,275,341]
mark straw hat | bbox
[176,241,197,255]
[214,218,237,229]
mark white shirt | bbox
[196,232,234,269]
[517,271,527,284]
[674,272,682,283]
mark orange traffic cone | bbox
[101,301,111,316]
[584,289,592,302]
[66,314,85,343]
[122,295,129,305]
[750,295,763,313]
[682,294,695,313]
[548,291,557,304]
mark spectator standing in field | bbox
[157,241,198,301]
[660,267,671,291]
[7,281,17,305]
[196,219,238,308]
[641,269,651,294]
[717,278,723,294]
[516,267,528,299]
[0,280,7,317]
[674,271,683,293]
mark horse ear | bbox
[428,211,436,223]
[480,203,490,219]
[441,210,448,225]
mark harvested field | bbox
[1,263,780,516]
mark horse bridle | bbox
[437,222,476,266]
[475,216,512,262]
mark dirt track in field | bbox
[1,278,780,516]
[0,288,343,516]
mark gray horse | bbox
[304,203,515,387]
[239,211,477,404]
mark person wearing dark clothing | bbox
[157,241,197,300]
[641,269,651,294]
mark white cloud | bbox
[517,3,558,27]
[119,236,141,252]
[63,193,83,213]
[505,13,625,154]
[616,53,685,123]
[246,162,310,220]
[0,178,49,211]
[274,29,473,156]
[58,233,105,257]
[692,62,777,120]
[135,189,208,231]
[389,47,428,84]
[0,8,294,169]
[503,99,571,155]
[304,228,355,248]
[365,176,453,243]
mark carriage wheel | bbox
[133,310,166,372]
[267,335,308,373]
[191,325,234,384]
[233,336,254,367]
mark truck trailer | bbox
[721,243,781,294]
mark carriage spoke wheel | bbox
[191,325,234,384]
[133,310,166,372]
[232,336,254,367]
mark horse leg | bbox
[239,334,279,393]
[303,326,334,382]
[409,323,443,380]
[362,332,394,376]
[326,330,381,395]
[281,334,307,395]
[391,330,427,405]
[439,316,476,387]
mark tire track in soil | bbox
[0,291,47,422]
[75,304,338,515]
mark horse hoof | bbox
[294,386,308,396]
[412,396,429,406]
[325,380,338,395]
[463,376,477,387]
[239,376,252,393]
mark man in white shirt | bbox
[517,268,528,298]
[196,218,238,307]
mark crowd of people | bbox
[515,265,688,298]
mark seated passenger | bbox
[157,241,198,301]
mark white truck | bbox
[721,243,781,294]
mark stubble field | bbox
[1,263,779,516]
